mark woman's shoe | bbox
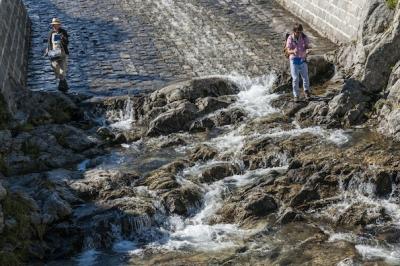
[305,90,311,100]
[58,79,69,93]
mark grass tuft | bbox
[386,0,398,9]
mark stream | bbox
[44,73,400,265]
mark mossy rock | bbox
[0,193,34,265]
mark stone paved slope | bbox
[23,0,335,96]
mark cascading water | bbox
[319,175,400,264]
[70,73,362,265]
[108,97,135,130]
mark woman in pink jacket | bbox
[286,24,311,101]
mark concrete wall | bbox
[0,0,31,117]
[276,0,368,43]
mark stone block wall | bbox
[276,0,368,43]
[0,0,31,117]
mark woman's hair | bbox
[293,23,303,32]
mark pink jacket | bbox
[286,33,310,60]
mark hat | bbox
[50,18,61,25]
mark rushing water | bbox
[61,73,400,266]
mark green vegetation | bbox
[386,0,398,9]
[0,193,33,266]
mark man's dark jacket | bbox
[47,28,69,55]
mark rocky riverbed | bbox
[2,72,400,265]
[1,0,400,265]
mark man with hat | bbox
[46,18,69,92]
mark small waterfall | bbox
[107,97,135,130]
[317,173,400,264]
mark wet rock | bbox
[196,97,232,114]
[242,137,287,170]
[97,126,114,140]
[146,101,198,136]
[189,117,215,132]
[71,169,140,200]
[162,185,202,215]
[0,182,6,201]
[28,92,83,125]
[199,163,241,183]
[217,188,278,225]
[276,207,304,224]
[271,94,308,117]
[190,144,218,162]
[288,159,302,170]
[289,186,320,207]
[0,130,13,153]
[212,108,246,126]
[375,226,400,244]
[295,101,330,126]
[42,192,73,223]
[336,203,391,229]
[49,125,98,152]
[0,124,99,176]
[327,80,371,126]
[307,55,335,85]
[161,159,190,174]
[159,136,187,148]
[141,170,179,190]
[74,199,155,250]
[374,171,393,197]
[43,222,83,259]
[150,77,239,104]
[244,192,278,218]
[378,62,400,141]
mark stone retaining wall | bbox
[0,0,31,117]
[276,0,368,43]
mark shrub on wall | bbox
[386,0,398,9]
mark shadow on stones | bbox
[23,0,171,96]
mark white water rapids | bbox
[73,73,360,265]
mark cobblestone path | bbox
[23,0,335,96]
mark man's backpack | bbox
[283,33,290,58]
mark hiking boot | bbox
[304,90,311,100]
[58,79,69,93]
[294,96,300,102]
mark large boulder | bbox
[71,169,140,200]
[198,163,241,183]
[307,55,335,85]
[216,187,278,225]
[149,77,239,105]
[146,101,198,136]
[336,203,391,230]
[378,62,400,140]
[326,79,371,126]
[115,77,241,137]
[335,0,397,86]
[373,171,393,197]
[289,186,320,208]
[190,144,218,162]
[162,185,202,215]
